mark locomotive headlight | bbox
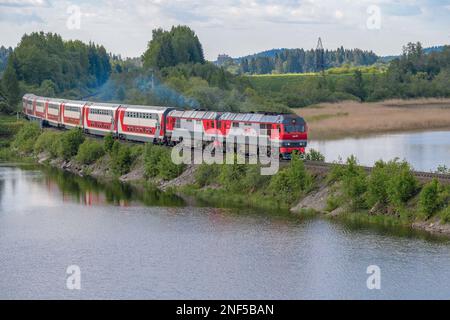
[281,141,306,147]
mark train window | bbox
[284,124,304,133]
[232,122,239,128]
[175,119,180,128]
[186,119,192,123]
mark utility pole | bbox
[315,37,325,74]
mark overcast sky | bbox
[0,0,449,60]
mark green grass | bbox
[0,115,25,138]
[247,66,385,93]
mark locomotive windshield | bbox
[283,117,305,133]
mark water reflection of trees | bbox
[40,167,185,207]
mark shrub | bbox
[104,133,115,153]
[219,159,247,192]
[58,128,85,160]
[419,179,443,218]
[439,206,450,224]
[110,141,132,175]
[156,150,185,180]
[11,122,41,154]
[129,144,144,162]
[325,195,341,212]
[269,153,312,203]
[366,160,390,207]
[436,165,450,174]
[144,144,184,180]
[33,130,60,158]
[329,156,368,210]
[365,159,419,213]
[195,163,220,187]
[76,139,105,165]
[144,144,166,178]
[304,149,325,162]
[242,165,271,192]
[386,160,418,207]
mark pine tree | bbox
[1,54,21,113]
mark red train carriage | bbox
[117,105,174,143]
[34,96,48,119]
[22,94,35,117]
[83,103,120,136]
[61,100,89,129]
[46,98,65,127]
[166,110,220,147]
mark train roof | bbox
[89,102,121,109]
[23,93,36,100]
[219,112,284,123]
[63,99,91,107]
[45,98,67,106]
[168,110,220,120]
[122,104,173,114]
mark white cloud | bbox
[0,0,49,7]
[0,0,448,60]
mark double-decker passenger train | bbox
[22,94,308,159]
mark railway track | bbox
[303,160,450,184]
[32,123,450,183]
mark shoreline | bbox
[2,111,450,239]
[17,152,450,238]
[3,157,450,238]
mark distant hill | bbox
[380,45,447,63]
[215,47,379,74]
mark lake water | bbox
[309,130,450,172]
[1,165,450,299]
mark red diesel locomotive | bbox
[22,94,308,159]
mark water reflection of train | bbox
[23,94,308,159]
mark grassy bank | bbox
[298,156,450,235]
[297,98,450,140]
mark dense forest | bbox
[216,47,379,74]
[0,32,111,113]
[0,27,449,115]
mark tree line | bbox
[0,32,112,113]
[1,27,449,116]
[250,42,450,108]
[217,47,379,74]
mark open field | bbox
[247,66,384,92]
[296,98,450,140]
